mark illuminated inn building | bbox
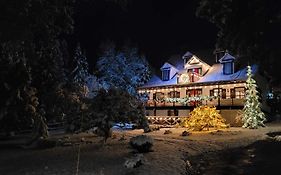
[138,51,269,125]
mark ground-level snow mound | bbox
[129,135,153,153]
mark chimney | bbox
[213,49,226,63]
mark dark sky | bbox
[73,0,218,69]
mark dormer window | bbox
[219,53,236,75]
[162,68,170,81]
[223,62,234,75]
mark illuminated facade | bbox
[138,51,268,125]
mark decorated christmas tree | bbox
[242,65,266,129]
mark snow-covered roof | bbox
[140,64,258,88]
[167,55,184,70]
[219,53,236,63]
[139,50,258,89]
[161,62,178,70]
[140,74,178,88]
[197,64,258,83]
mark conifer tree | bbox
[0,0,74,139]
[242,66,266,128]
[72,44,90,87]
[97,43,150,97]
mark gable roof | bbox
[167,55,184,70]
[140,64,258,88]
[139,50,255,89]
[186,55,210,67]
[219,53,236,63]
[160,62,178,70]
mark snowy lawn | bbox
[1,122,281,175]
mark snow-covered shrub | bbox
[124,154,144,168]
[164,130,172,135]
[87,88,149,142]
[181,131,190,136]
[144,125,160,133]
[130,135,153,153]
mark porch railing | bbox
[145,98,244,107]
[147,116,184,125]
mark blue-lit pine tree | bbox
[97,43,150,97]
[242,65,266,128]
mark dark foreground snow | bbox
[1,122,281,175]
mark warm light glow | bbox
[180,106,229,131]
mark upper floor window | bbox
[187,68,202,75]
[162,68,170,81]
[187,68,202,82]
[223,62,234,75]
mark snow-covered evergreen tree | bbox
[242,65,266,129]
[123,46,150,96]
[97,43,124,90]
[97,43,150,96]
[72,44,90,87]
[85,75,100,98]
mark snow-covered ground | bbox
[1,122,281,175]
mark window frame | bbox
[186,89,202,97]
[168,91,180,98]
[162,68,170,81]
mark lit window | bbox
[153,92,164,100]
[187,89,202,97]
[168,91,180,98]
[235,88,245,99]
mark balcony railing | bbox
[145,97,244,107]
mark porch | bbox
[145,98,244,108]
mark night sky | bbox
[72,0,218,70]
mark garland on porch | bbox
[154,95,217,105]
